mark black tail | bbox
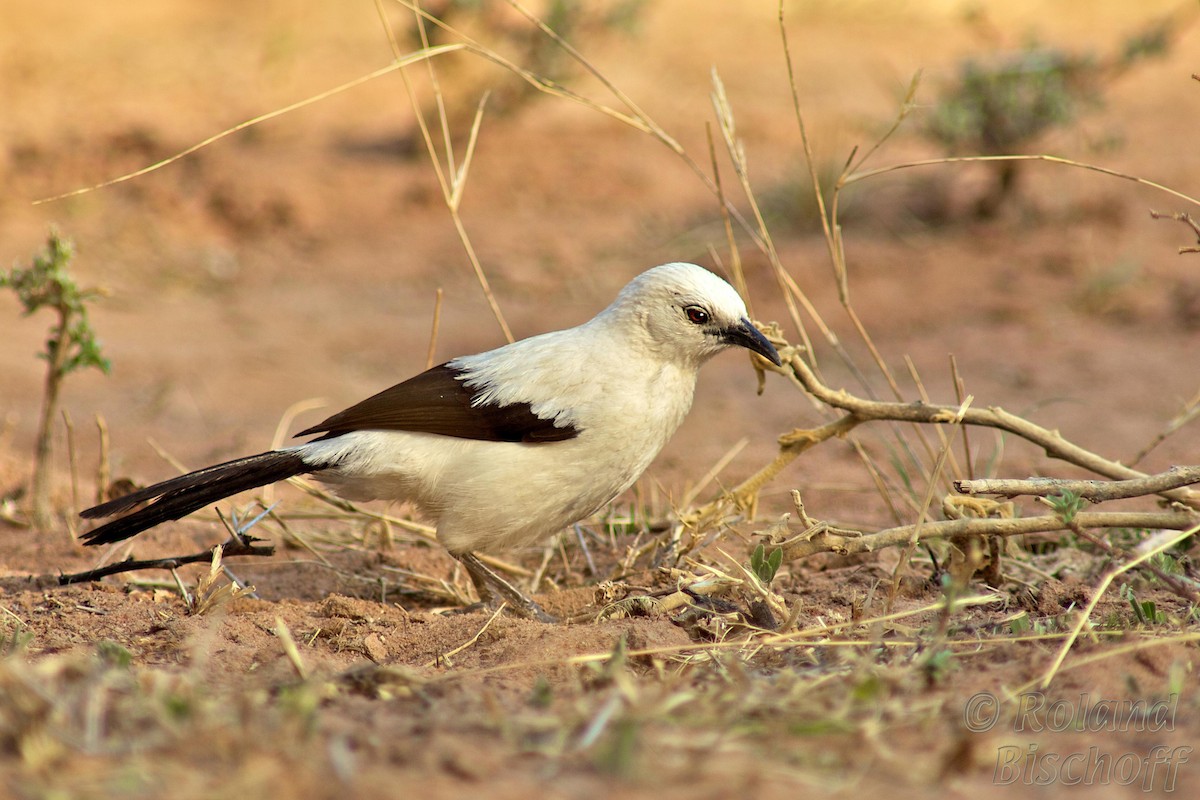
[79,450,313,546]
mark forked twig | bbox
[1150,209,1200,253]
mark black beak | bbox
[721,318,782,366]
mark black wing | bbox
[295,362,579,444]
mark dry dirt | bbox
[2,2,1200,798]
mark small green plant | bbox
[1122,584,1167,626]
[925,47,1098,218]
[0,626,34,657]
[920,648,957,685]
[2,231,110,530]
[96,639,133,669]
[750,542,783,585]
[1008,611,1031,636]
[923,17,1175,217]
[1047,489,1086,525]
[1148,551,1185,578]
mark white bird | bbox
[80,262,780,619]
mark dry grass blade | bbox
[955,465,1200,501]
[705,123,749,310]
[425,287,444,369]
[425,603,506,668]
[275,617,309,681]
[1131,386,1200,467]
[504,0,680,151]
[949,355,975,482]
[1038,523,1200,689]
[679,437,748,510]
[286,475,437,541]
[1061,518,1199,604]
[844,154,1200,208]
[93,413,111,506]
[264,398,329,507]
[711,69,818,361]
[1013,631,1200,696]
[33,46,467,205]
[384,4,514,342]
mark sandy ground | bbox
[2,1,1199,797]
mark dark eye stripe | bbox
[685,305,710,325]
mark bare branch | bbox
[955,465,1200,502]
[779,352,1200,511]
[781,510,1199,562]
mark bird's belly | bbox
[304,430,652,555]
[432,435,646,554]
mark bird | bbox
[79,262,781,620]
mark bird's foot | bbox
[454,552,557,623]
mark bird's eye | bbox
[684,306,710,325]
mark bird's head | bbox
[610,263,782,369]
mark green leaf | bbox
[750,543,782,584]
[1048,489,1085,524]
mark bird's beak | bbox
[722,318,782,366]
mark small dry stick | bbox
[950,355,975,481]
[954,466,1200,502]
[426,287,444,369]
[425,602,507,668]
[1131,387,1200,467]
[780,510,1198,562]
[1150,209,1200,254]
[62,409,79,538]
[94,413,110,505]
[58,533,275,585]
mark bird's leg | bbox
[454,552,557,623]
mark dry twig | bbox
[1150,209,1200,253]
[779,510,1198,562]
[777,348,1200,511]
[955,466,1200,502]
[58,534,275,585]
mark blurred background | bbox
[3,0,1199,530]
